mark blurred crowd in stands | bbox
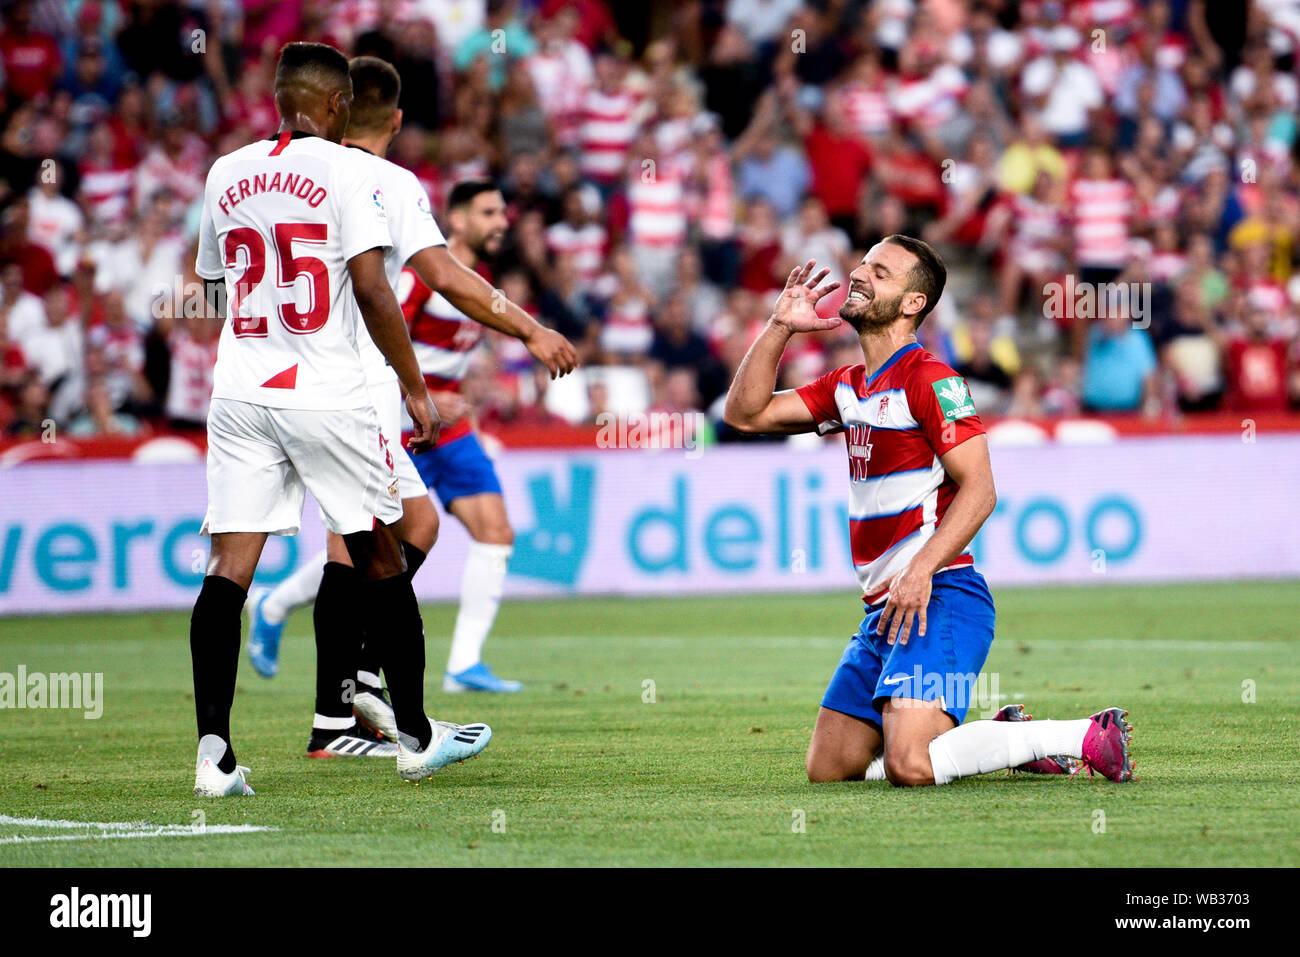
[2,0,1300,441]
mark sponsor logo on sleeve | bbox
[932,377,976,421]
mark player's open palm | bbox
[771,260,842,334]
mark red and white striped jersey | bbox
[165,330,220,422]
[545,220,607,284]
[694,153,736,241]
[842,79,894,138]
[578,87,641,184]
[627,161,687,249]
[399,265,484,446]
[890,65,967,131]
[528,44,593,147]
[1069,177,1133,268]
[796,344,986,605]
[1009,191,1065,256]
[79,160,135,227]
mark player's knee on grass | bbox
[806,745,869,783]
[342,522,407,581]
[884,746,936,787]
[805,708,881,782]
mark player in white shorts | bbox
[189,42,492,797]
[240,56,578,750]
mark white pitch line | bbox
[0,814,278,845]
[0,815,160,830]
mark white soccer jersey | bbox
[195,131,393,411]
[346,147,447,385]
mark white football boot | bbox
[396,720,493,781]
[353,688,398,742]
[194,734,255,797]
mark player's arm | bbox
[723,260,841,434]
[876,435,998,645]
[202,279,226,321]
[348,247,441,452]
[407,245,578,378]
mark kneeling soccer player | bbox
[723,241,1135,786]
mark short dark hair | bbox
[348,56,401,135]
[446,179,500,212]
[883,234,946,325]
[275,42,350,96]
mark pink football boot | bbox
[993,703,1084,775]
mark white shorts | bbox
[365,374,426,499]
[202,397,404,537]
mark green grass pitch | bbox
[2,580,1298,867]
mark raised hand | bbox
[770,260,843,334]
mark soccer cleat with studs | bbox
[396,719,492,781]
[992,703,1084,775]
[306,722,398,759]
[1080,707,1136,782]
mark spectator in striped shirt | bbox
[578,50,641,192]
[545,187,606,289]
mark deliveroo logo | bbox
[510,463,595,587]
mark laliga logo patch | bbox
[877,394,890,426]
[417,195,432,216]
[372,187,386,214]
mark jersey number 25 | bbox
[224,223,329,338]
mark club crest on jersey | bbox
[876,394,890,426]
[933,376,976,421]
[847,423,871,481]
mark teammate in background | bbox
[723,240,1135,786]
[401,180,535,693]
[245,63,577,712]
[191,42,492,796]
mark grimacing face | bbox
[838,242,927,331]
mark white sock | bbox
[927,718,1092,785]
[864,755,886,781]
[445,542,512,674]
[312,713,354,732]
[262,549,327,624]
[357,670,382,690]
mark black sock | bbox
[357,541,427,682]
[364,572,430,749]
[190,575,247,774]
[402,540,428,580]
[314,562,362,725]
